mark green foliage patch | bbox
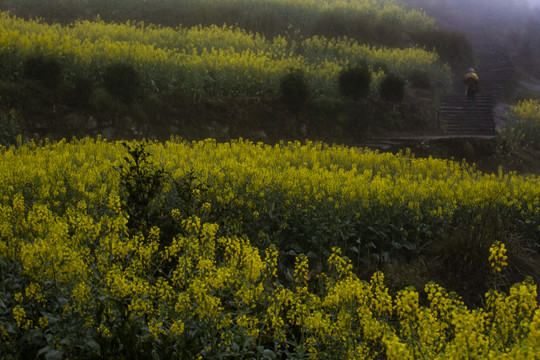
[379,73,405,102]
[338,64,372,100]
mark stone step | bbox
[444,123,495,128]
[441,104,493,108]
[444,120,494,124]
[445,128,496,133]
[441,112,493,117]
[444,120,495,126]
[441,109,492,112]
[445,124,496,131]
[440,105,492,110]
[445,128,496,134]
[441,114,492,117]
[442,113,494,118]
[443,103,495,107]
[445,131,497,136]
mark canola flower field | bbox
[0,9,450,98]
[0,138,539,358]
[2,0,436,32]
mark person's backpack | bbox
[464,72,479,90]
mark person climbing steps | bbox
[464,68,480,108]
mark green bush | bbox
[379,73,405,102]
[496,99,540,169]
[22,54,63,88]
[0,108,24,146]
[103,62,140,103]
[89,87,129,118]
[338,65,372,100]
[279,68,310,112]
[0,51,21,81]
[118,142,167,235]
[70,76,94,107]
[408,69,431,89]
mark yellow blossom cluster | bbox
[489,240,508,273]
[0,8,448,97]
[0,138,539,358]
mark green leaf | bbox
[262,349,276,359]
[38,346,64,360]
[286,249,297,256]
[285,269,294,282]
[86,338,100,352]
[60,337,72,347]
[45,349,65,360]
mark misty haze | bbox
[0,1,539,359]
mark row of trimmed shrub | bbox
[22,55,140,103]
[281,65,405,111]
[23,54,407,107]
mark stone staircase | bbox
[439,26,515,136]
[360,13,517,151]
[440,95,496,135]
